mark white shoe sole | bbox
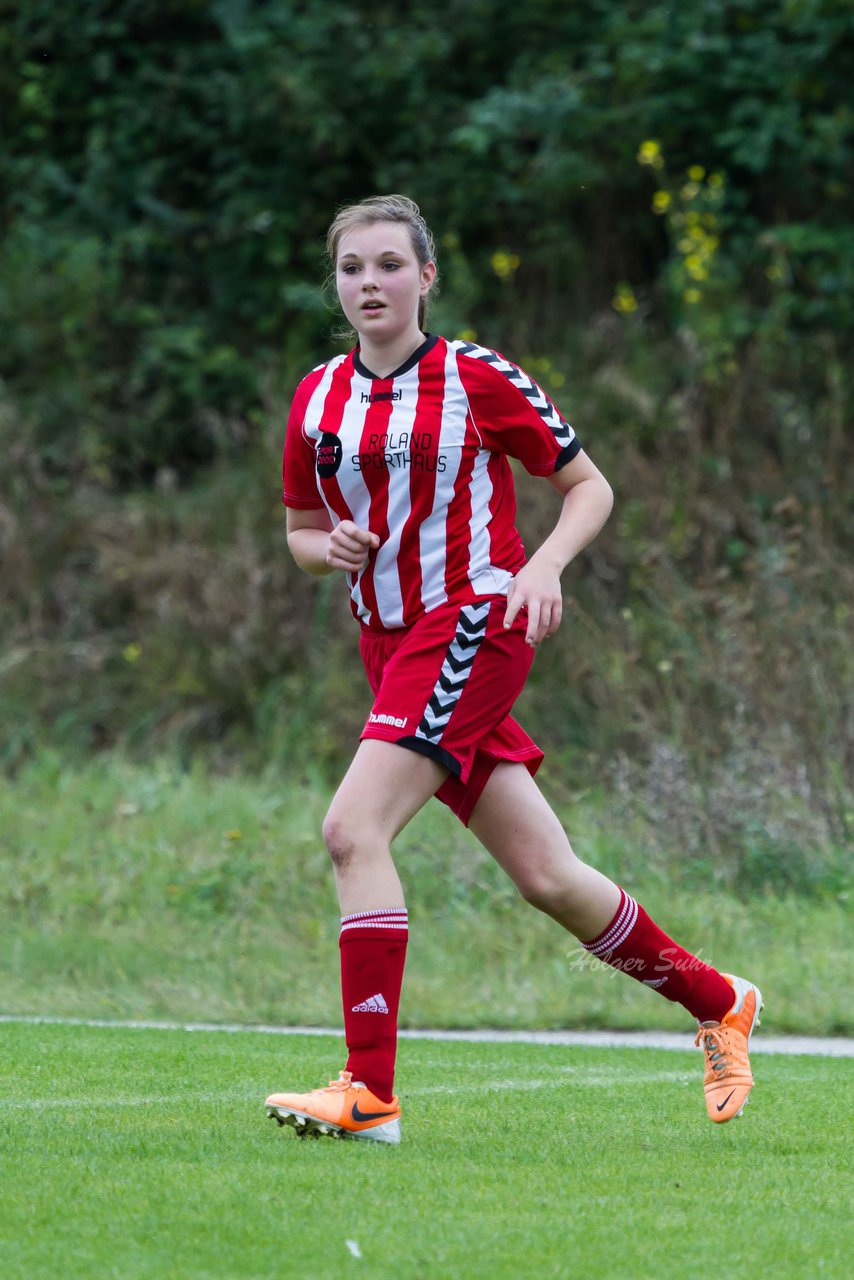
[266,1104,401,1145]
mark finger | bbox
[546,601,563,636]
[503,583,520,629]
[334,527,374,555]
[350,526,379,548]
[538,604,556,644]
[525,601,542,647]
[327,539,369,570]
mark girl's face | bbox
[335,221,435,345]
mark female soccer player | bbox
[265,195,761,1143]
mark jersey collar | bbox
[353,333,439,381]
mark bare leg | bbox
[468,762,620,940]
[322,738,448,912]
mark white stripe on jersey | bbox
[303,357,375,624]
[466,447,497,593]
[444,349,514,599]
[371,384,421,629]
[417,341,468,614]
[302,354,347,517]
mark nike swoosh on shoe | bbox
[351,1101,394,1123]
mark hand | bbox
[326,520,380,572]
[504,560,563,647]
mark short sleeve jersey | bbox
[282,334,581,631]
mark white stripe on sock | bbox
[340,909,409,935]
[582,894,638,957]
[340,909,408,922]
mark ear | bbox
[420,261,437,295]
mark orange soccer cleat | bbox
[265,1071,402,1144]
[696,974,763,1123]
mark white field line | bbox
[0,1070,698,1110]
[411,1070,695,1095]
[1,1013,853,1057]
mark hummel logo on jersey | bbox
[642,977,668,989]
[361,390,402,404]
[369,711,408,729]
[352,993,389,1014]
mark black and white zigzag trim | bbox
[452,340,574,450]
[415,601,492,747]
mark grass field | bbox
[2,754,851,1035]
[1,1022,851,1279]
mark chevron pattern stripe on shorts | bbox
[452,340,574,449]
[415,600,492,746]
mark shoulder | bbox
[288,353,351,424]
[448,339,567,421]
[447,339,538,396]
[293,351,348,395]
[445,338,575,454]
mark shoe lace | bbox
[324,1071,354,1092]
[695,1024,730,1077]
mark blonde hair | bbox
[326,194,438,331]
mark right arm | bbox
[286,507,379,577]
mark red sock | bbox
[580,889,733,1023]
[340,909,408,1102]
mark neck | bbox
[357,326,426,379]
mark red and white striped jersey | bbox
[282,334,580,631]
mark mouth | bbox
[361,300,385,312]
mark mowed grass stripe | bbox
[2,1013,852,1056]
[0,1022,850,1280]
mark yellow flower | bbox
[612,283,638,314]
[491,251,520,279]
[708,172,725,188]
[638,139,664,169]
[123,643,142,664]
[687,165,706,182]
[683,288,702,305]
[456,327,478,341]
[652,190,671,214]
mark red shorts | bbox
[359,596,544,826]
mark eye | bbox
[340,263,360,274]
[381,261,401,271]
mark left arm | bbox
[504,449,614,647]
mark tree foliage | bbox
[1,0,851,481]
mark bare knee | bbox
[515,848,584,915]
[519,872,567,915]
[321,809,360,872]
